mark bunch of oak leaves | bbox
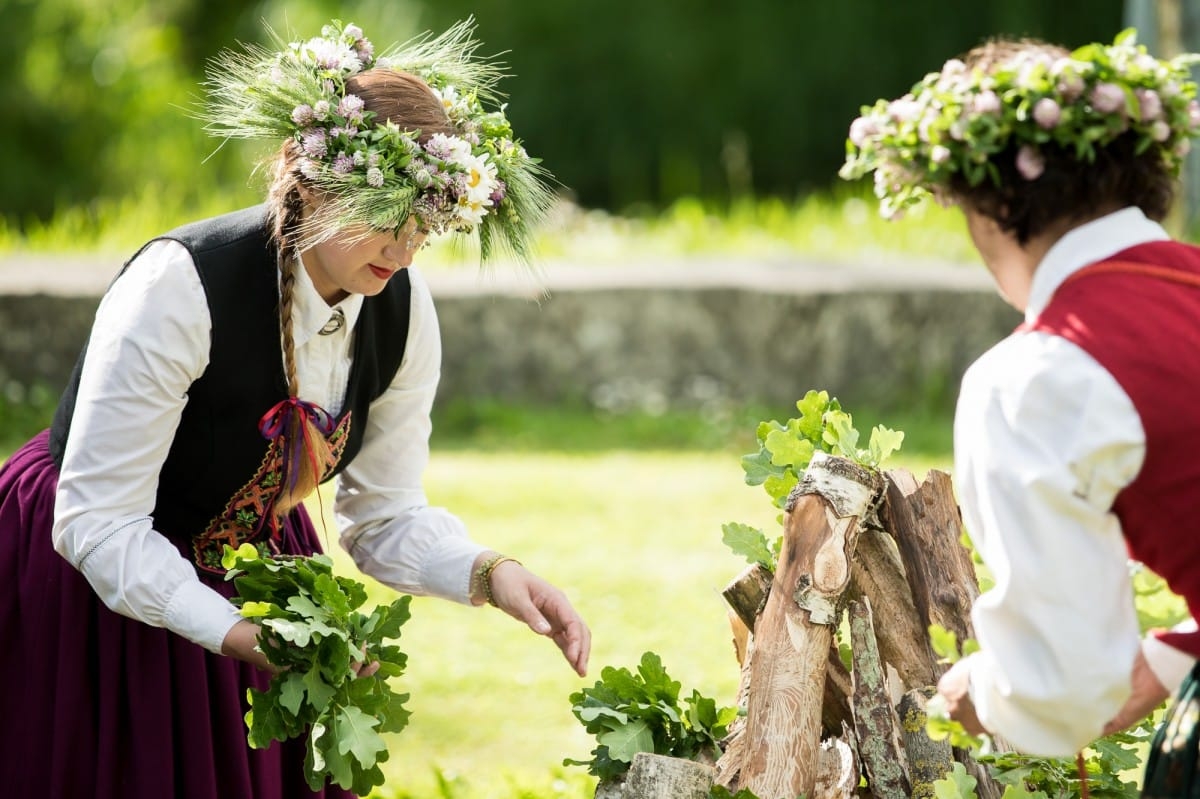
[222,544,413,795]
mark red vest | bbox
[1026,240,1200,655]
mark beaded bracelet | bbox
[475,554,521,607]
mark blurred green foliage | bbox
[2,0,1123,229]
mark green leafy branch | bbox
[222,544,413,796]
[564,651,739,782]
[725,390,904,571]
[924,624,1149,799]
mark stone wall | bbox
[0,256,1020,413]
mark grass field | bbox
[0,397,952,799]
[0,187,979,270]
[312,438,952,799]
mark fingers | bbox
[563,618,592,677]
[538,595,591,677]
[221,619,275,672]
[355,659,382,679]
[488,563,592,676]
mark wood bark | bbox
[728,610,750,669]
[897,688,955,799]
[722,563,772,632]
[812,725,859,799]
[620,752,715,799]
[848,526,937,691]
[879,469,979,652]
[822,644,854,737]
[716,452,880,799]
[880,469,1007,799]
[724,574,853,737]
[848,597,909,799]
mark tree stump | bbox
[715,452,880,799]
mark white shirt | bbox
[955,207,1194,756]
[52,239,487,654]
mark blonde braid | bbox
[276,190,304,399]
[267,153,335,515]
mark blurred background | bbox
[0,0,1132,229]
[0,0,1161,444]
[0,3,1191,798]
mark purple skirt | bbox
[0,431,356,799]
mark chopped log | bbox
[881,469,1008,799]
[620,752,715,799]
[849,526,937,691]
[729,610,751,668]
[813,724,859,799]
[713,613,758,792]
[848,597,909,799]
[897,688,954,799]
[716,452,880,799]
[880,469,979,652]
[723,563,773,631]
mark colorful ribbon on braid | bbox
[258,396,338,535]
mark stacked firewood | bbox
[607,453,1002,799]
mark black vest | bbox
[50,206,412,562]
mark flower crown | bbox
[839,29,1200,219]
[202,19,555,262]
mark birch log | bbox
[812,725,860,799]
[716,452,880,799]
[621,752,715,799]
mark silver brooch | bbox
[318,307,345,336]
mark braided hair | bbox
[261,69,453,514]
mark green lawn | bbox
[315,446,951,799]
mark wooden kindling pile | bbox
[605,452,1003,799]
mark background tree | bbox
[0,0,1123,228]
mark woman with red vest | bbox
[0,20,589,799]
[842,31,1200,793]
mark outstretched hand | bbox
[486,560,591,677]
[1102,648,1169,736]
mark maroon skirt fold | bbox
[0,430,356,799]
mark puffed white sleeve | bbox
[52,239,245,653]
[335,267,487,603]
[953,331,1146,756]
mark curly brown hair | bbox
[948,38,1176,244]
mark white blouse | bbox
[52,239,487,654]
[955,207,1194,756]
